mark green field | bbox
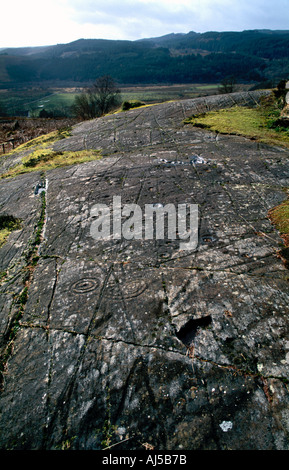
[0,89,78,117]
[29,92,77,116]
[119,84,221,104]
[0,83,225,118]
[0,89,52,116]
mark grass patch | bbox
[1,149,101,179]
[7,127,73,154]
[121,100,146,111]
[184,101,289,148]
[269,198,289,245]
[1,125,101,178]
[268,197,289,269]
[0,215,22,247]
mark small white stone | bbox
[257,363,263,372]
[219,421,233,432]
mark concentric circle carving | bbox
[105,279,147,299]
[71,278,99,294]
[124,279,147,299]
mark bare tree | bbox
[71,75,121,120]
[219,76,237,94]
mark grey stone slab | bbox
[0,91,289,450]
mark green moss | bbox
[0,215,22,247]
[0,227,14,247]
[1,149,102,179]
[5,127,73,155]
[0,125,100,179]
[0,190,48,389]
[269,198,289,243]
[184,104,289,148]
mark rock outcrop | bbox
[1,90,289,450]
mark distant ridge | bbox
[1,29,289,87]
[137,32,189,42]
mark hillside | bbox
[1,90,289,450]
[1,30,289,87]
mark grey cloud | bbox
[67,0,289,38]
[70,0,192,24]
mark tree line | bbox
[2,49,267,85]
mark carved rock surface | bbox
[1,91,289,450]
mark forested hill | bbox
[1,29,289,87]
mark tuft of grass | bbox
[1,149,101,179]
[0,215,22,247]
[268,198,289,246]
[1,123,102,179]
[184,103,289,148]
[121,100,146,111]
[4,127,73,155]
[268,197,289,269]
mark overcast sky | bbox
[1,0,289,48]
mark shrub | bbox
[71,76,121,120]
[122,100,145,111]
